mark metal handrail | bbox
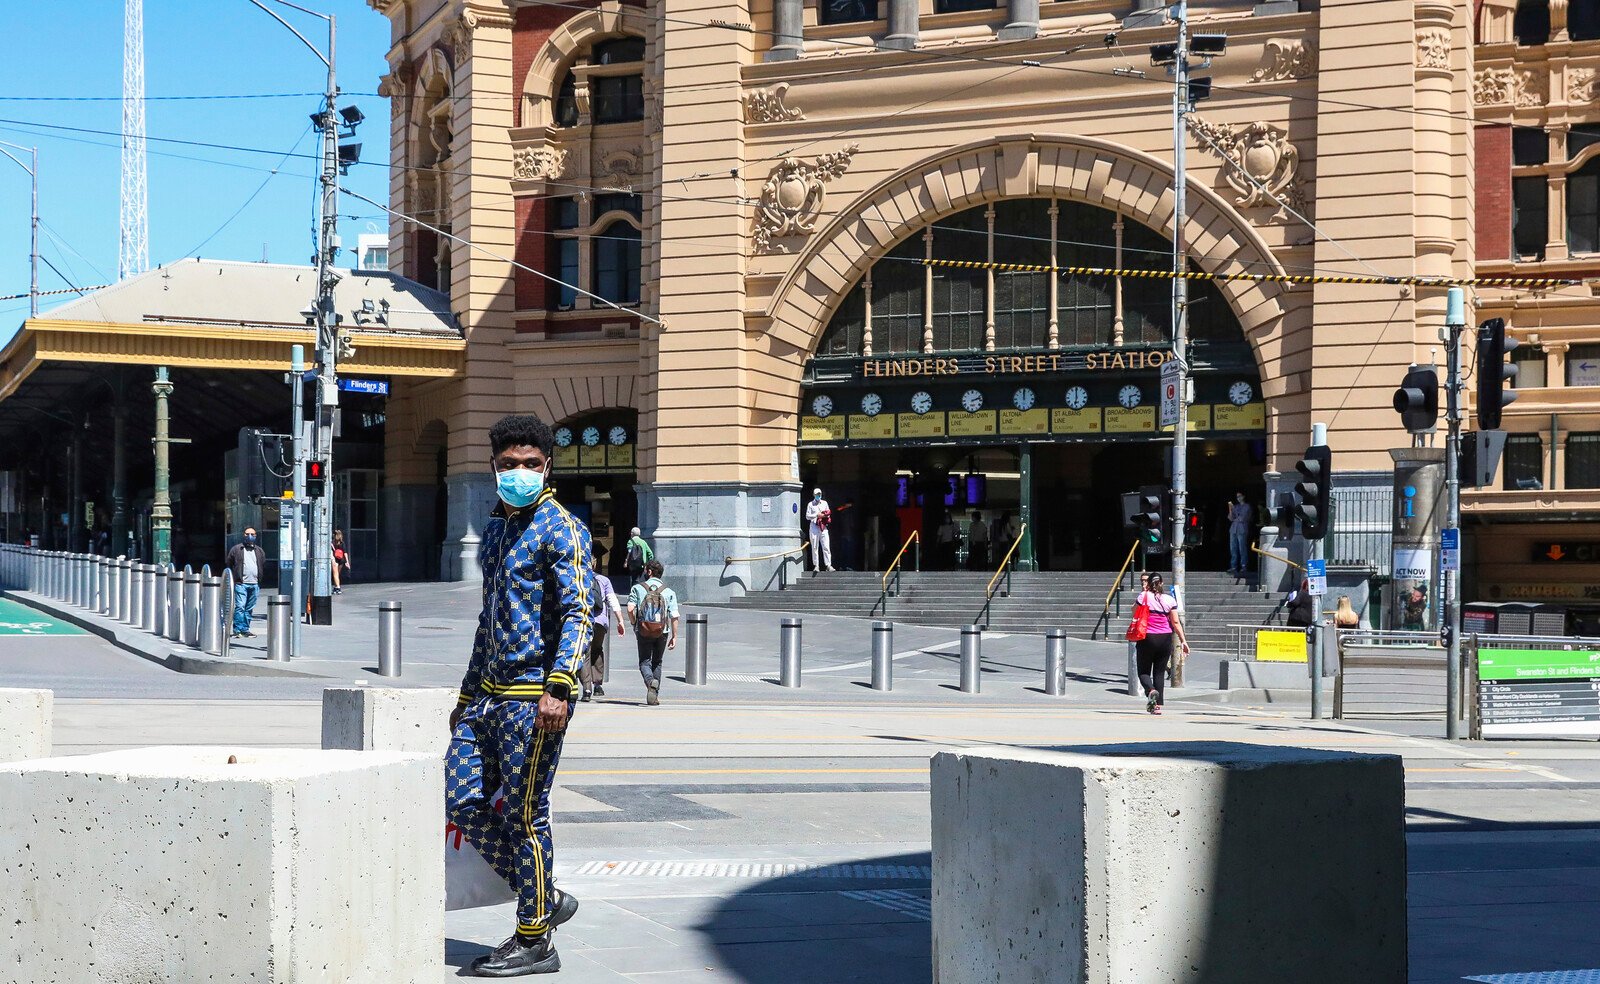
[984,523,1027,602]
[724,543,808,565]
[881,530,920,591]
[1102,540,1141,613]
[1251,542,1306,574]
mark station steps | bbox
[712,571,1286,652]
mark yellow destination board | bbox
[948,410,998,437]
[1000,408,1050,435]
[1214,402,1266,430]
[607,444,634,470]
[1105,407,1156,433]
[554,446,579,470]
[1051,408,1102,434]
[579,445,608,470]
[801,415,846,442]
[1162,404,1213,433]
[898,412,947,438]
[1255,628,1308,663]
[850,414,896,440]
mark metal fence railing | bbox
[1224,622,1307,661]
[1327,487,1392,575]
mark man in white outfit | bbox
[805,488,834,572]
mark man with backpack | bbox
[627,559,679,705]
[623,527,653,589]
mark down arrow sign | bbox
[1548,544,1567,561]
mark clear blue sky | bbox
[0,0,393,343]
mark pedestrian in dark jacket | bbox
[225,528,267,637]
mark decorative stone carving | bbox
[376,65,413,98]
[1415,29,1451,70]
[1572,67,1599,103]
[753,144,859,253]
[1250,38,1316,82]
[513,146,568,182]
[1515,68,1547,107]
[598,148,644,181]
[1187,118,1308,222]
[448,9,511,62]
[743,83,805,124]
[1474,67,1512,105]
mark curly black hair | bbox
[489,414,555,458]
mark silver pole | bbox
[68,554,81,606]
[219,569,234,659]
[685,613,707,685]
[1127,639,1141,696]
[200,575,222,655]
[378,600,402,677]
[1309,420,1327,720]
[110,559,125,620]
[267,595,291,662]
[1168,0,1192,648]
[182,566,200,647]
[960,624,982,694]
[1444,286,1465,739]
[166,567,183,641]
[779,617,802,688]
[120,559,134,623]
[129,562,145,626]
[290,345,306,661]
[1045,628,1067,696]
[141,564,158,631]
[871,620,893,691]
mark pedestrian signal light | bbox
[1392,365,1439,434]
[1475,318,1518,430]
[1292,445,1332,540]
[1183,508,1204,547]
[306,459,328,499]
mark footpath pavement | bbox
[4,586,1600,982]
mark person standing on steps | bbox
[1135,572,1188,715]
[225,527,266,638]
[806,488,834,572]
[1226,492,1253,577]
[967,510,990,571]
[445,413,593,978]
[582,553,625,702]
[628,559,680,705]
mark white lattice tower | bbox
[119,0,149,280]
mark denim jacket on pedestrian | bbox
[457,486,594,706]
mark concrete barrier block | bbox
[321,686,457,754]
[0,688,52,762]
[1218,659,1310,690]
[0,746,444,982]
[932,742,1406,984]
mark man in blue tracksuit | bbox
[447,413,594,977]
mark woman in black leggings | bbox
[1135,572,1190,714]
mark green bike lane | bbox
[0,596,84,635]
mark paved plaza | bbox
[5,584,1600,981]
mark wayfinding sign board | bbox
[1478,647,1600,738]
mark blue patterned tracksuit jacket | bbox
[447,486,594,940]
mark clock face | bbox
[608,425,628,446]
[811,394,834,418]
[1065,385,1089,410]
[1012,387,1036,411]
[1118,385,1142,409]
[581,426,601,447]
[961,389,984,413]
[860,392,883,417]
[1229,381,1254,406]
[911,390,933,415]
[554,427,573,448]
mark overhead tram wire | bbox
[182,123,314,258]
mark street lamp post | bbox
[0,140,40,318]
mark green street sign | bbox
[1479,647,1600,681]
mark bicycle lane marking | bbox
[0,597,85,635]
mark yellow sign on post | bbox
[1255,628,1309,662]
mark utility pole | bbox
[1442,287,1466,740]
[289,344,307,659]
[1168,0,1191,631]
[0,142,39,318]
[151,367,174,566]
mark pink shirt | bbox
[1138,591,1178,635]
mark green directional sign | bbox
[1478,647,1600,681]
[0,597,84,636]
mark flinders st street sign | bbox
[859,349,1174,379]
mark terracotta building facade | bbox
[368,0,1484,601]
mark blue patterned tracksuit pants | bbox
[446,698,572,940]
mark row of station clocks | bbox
[555,425,631,448]
[809,381,1256,419]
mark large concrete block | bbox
[0,746,444,983]
[321,686,457,754]
[0,688,51,762]
[932,742,1406,984]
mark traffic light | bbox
[1182,508,1204,547]
[1460,429,1509,488]
[306,458,328,499]
[1134,490,1167,553]
[1476,317,1519,430]
[1392,365,1439,434]
[1293,445,1332,540]
[1271,489,1297,530]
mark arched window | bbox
[554,74,578,127]
[552,35,645,128]
[593,221,641,304]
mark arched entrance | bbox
[797,196,1267,572]
[550,408,639,579]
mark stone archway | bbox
[762,133,1291,392]
[517,1,650,129]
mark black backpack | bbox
[625,540,646,575]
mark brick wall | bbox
[1477,124,1512,262]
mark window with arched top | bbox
[552,35,646,128]
[593,221,642,304]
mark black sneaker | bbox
[593,684,605,697]
[471,934,560,977]
[647,683,660,706]
[580,690,592,702]
[549,887,579,927]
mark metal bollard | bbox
[871,620,894,691]
[109,559,121,621]
[140,565,158,632]
[166,568,184,642]
[1045,629,1067,696]
[779,617,802,688]
[267,595,290,661]
[200,576,222,655]
[130,564,146,627]
[959,624,983,694]
[118,559,134,622]
[98,557,111,614]
[1126,640,1141,697]
[182,567,201,647]
[378,601,402,677]
[685,613,708,685]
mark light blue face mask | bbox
[496,466,547,508]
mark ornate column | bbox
[862,274,874,357]
[1112,215,1126,346]
[1547,124,1570,261]
[111,395,128,557]
[882,0,919,51]
[923,228,935,352]
[999,0,1039,40]
[1546,340,1570,390]
[768,0,803,61]
[150,368,174,566]
[1046,202,1060,349]
[984,204,996,351]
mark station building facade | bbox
[368,0,1480,600]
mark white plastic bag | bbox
[446,789,516,910]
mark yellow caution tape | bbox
[919,257,1581,290]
